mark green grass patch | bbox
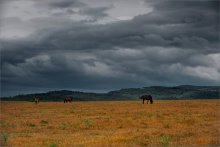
[147,112,153,118]
[49,143,57,147]
[84,119,92,126]
[183,118,195,125]
[156,111,163,119]
[173,114,180,121]
[59,123,72,130]
[160,134,170,147]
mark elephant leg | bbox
[143,99,144,104]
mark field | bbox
[1,100,220,147]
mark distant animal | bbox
[34,97,39,104]
[64,97,73,103]
[140,95,153,104]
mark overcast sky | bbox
[0,0,219,97]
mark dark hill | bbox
[1,85,219,101]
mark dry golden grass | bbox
[1,100,220,147]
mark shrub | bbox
[40,120,48,125]
[163,124,170,129]
[26,123,36,128]
[0,132,9,145]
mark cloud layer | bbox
[1,0,219,96]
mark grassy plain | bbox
[1,100,220,147]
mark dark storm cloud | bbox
[1,0,219,96]
[79,6,112,20]
[34,0,111,21]
[35,0,87,9]
[28,0,219,52]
